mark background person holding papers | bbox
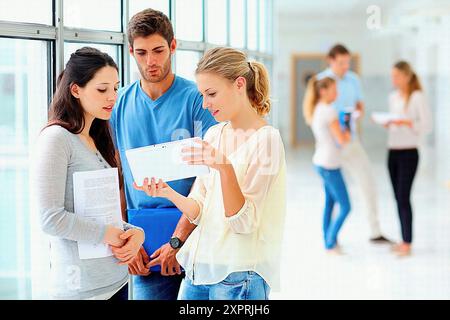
[35,47,144,300]
[134,47,287,300]
[109,9,216,300]
[383,61,432,257]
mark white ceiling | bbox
[275,0,450,19]
[275,0,391,17]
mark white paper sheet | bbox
[73,168,123,259]
[125,138,210,185]
[371,112,406,125]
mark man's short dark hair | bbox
[127,9,174,47]
[328,44,350,59]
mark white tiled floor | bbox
[271,139,450,299]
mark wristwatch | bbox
[169,237,184,249]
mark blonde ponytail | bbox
[303,76,335,126]
[196,47,271,117]
[303,76,318,126]
[247,61,271,116]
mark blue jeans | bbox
[109,284,128,300]
[315,166,351,249]
[178,271,270,300]
[132,272,184,300]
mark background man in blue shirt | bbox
[317,44,390,243]
[110,9,216,300]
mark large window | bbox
[0,0,52,25]
[259,0,268,52]
[129,0,170,17]
[0,38,49,299]
[0,0,273,300]
[175,0,203,42]
[206,0,227,45]
[247,0,258,50]
[230,0,246,48]
[175,50,201,81]
[64,0,122,32]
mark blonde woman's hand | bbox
[133,178,174,199]
[181,138,229,171]
[391,119,413,128]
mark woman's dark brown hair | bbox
[46,47,118,168]
[393,60,422,108]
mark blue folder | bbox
[128,207,182,272]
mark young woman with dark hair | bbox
[35,47,144,299]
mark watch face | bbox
[170,238,180,248]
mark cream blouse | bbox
[176,122,287,291]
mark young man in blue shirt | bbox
[317,44,390,244]
[110,9,216,300]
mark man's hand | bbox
[126,246,151,276]
[147,243,182,276]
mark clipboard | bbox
[371,112,406,125]
[125,138,210,185]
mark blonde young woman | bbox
[303,76,352,254]
[385,61,432,257]
[134,47,286,300]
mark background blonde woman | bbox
[304,76,352,254]
[134,47,286,300]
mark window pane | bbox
[267,0,273,53]
[206,0,227,45]
[0,0,52,25]
[230,0,245,48]
[247,0,258,50]
[176,50,200,81]
[64,0,121,31]
[175,0,203,41]
[129,0,170,18]
[0,38,49,299]
[259,0,267,52]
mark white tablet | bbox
[125,138,210,185]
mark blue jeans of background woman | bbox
[315,166,351,249]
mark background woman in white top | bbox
[303,76,352,254]
[385,61,432,257]
[134,47,286,300]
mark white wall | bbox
[272,2,449,155]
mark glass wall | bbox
[0,37,49,299]
[0,0,52,25]
[0,0,273,299]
